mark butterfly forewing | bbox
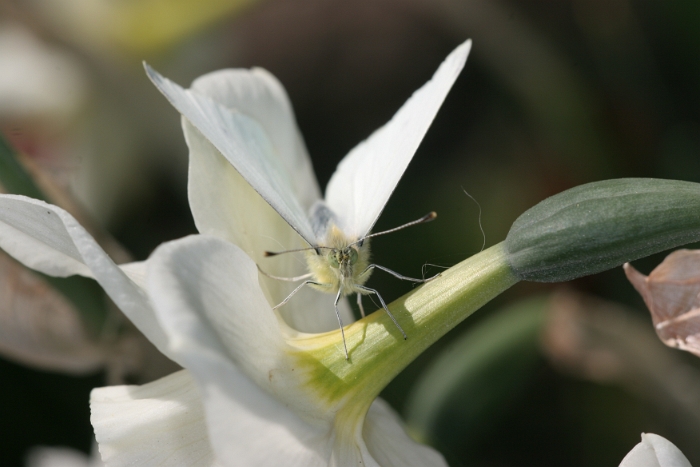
[324,40,472,240]
[145,64,317,245]
[189,69,322,213]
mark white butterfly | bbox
[145,39,471,358]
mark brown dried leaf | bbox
[542,290,668,386]
[0,249,106,373]
[542,297,620,383]
[542,290,700,456]
[624,250,700,357]
[0,248,178,382]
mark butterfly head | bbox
[306,225,372,294]
[328,246,358,269]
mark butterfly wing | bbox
[324,40,472,240]
[145,64,318,245]
[189,68,321,213]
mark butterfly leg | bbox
[334,288,349,360]
[357,293,366,318]
[360,264,438,283]
[273,280,326,310]
[355,285,407,340]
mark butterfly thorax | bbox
[306,224,371,295]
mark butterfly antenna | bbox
[257,264,313,282]
[351,212,437,247]
[264,246,331,257]
[461,187,485,252]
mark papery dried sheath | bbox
[625,250,700,357]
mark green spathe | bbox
[505,178,700,282]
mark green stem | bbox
[301,242,518,406]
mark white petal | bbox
[186,352,331,467]
[0,195,93,277]
[91,369,216,467]
[145,64,317,244]
[362,398,447,467]
[619,433,692,467]
[148,235,285,380]
[284,284,355,335]
[185,119,302,264]
[0,195,175,365]
[147,234,328,412]
[325,39,472,239]
[185,124,353,333]
[119,261,147,290]
[147,235,333,465]
[190,68,321,212]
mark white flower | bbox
[26,443,104,467]
[619,433,691,467]
[90,233,447,466]
[0,41,481,466]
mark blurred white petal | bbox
[0,23,87,120]
[363,399,447,467]
[26,443,104,467]
[619,433,691,467]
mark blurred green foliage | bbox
[0,135,108,335]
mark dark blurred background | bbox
[2,0,700,465]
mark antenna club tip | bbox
[264,251,276,257]
[427,211,437,220]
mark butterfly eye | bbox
[347,247,358,265]
[329,252,340,268]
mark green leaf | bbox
[0,134,108,334]
[404,296,548,448]
[506,178,700,282]
[0,134,48,201]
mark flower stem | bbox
[298,242,518,406]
